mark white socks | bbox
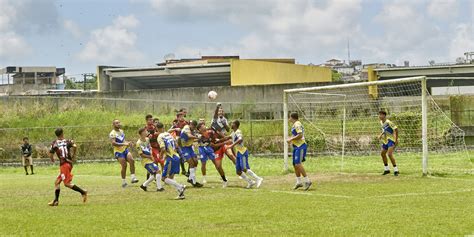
[155,173,162,189]
[246,169,261,180]
[131,174,137,180]
[384,165,390,171]
[240,173,252,183]
[394,166,399,172]
[122,179,127,184]
[164,178,182,191]
[189,168,196,183]
[303,176,310,183]
[296,177,302,184]
[143,175,155,187]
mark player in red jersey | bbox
[145,114,163,181]
[211,103,236,165]
[48,128,87,206]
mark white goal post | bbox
[283,76,445,175]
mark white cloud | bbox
[0,0,30,59]
[78,15,144,64]
[449,24,474,59]
[166,0,363,62]
[63,20,83,38]
[427,0,459,20]
[149,0,473,66]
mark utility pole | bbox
[82,73,95,91]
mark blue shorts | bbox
[199,146,215,162]
[114,149,129,159]
[382,140,396,150]
[236,150,250,173]
[144,163,159,174]
[163,155,180,178]
[292,144,307,165]
[181,146,196,160]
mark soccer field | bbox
[0,154,472,236]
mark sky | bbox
[1,0,474,76]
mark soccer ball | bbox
[208,91,218,100]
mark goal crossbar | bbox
[283,76,429,175]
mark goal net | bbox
[283,76,471,176]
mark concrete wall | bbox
[230,60,332,86]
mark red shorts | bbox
[152,147,164,165]
[56,162,73,184]
[214,145,231,161]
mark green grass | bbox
[0,153,472,236]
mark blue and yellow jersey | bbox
[231,129,247,154]
[109,129,127,153]
[136,138,153,166]
[380,119,398,145]
[158,132,179,158]
[180,125,194,147]
[291,121,306,147]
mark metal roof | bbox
[104,63,231,89]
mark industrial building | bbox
[0,66,65,95]
[97,56,332,92]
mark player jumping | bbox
[197,122,228,187]
[287,112,311,191]
[109,119,138,188]
[156,122,186,200]
[378,111,399,176]
[229,120,263,189]
[211,103,236,165]
[48,128,87,206]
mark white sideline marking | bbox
[270,190,353,199]
[371,189,472,198]
[427,176,474,182]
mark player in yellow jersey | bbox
[109,119,138,188]
[156,122,186,200]
[378,111,399,176]
[229,120,263,189]
[287,112,311,191]
[136,128,164,192]
[180,120,203,187]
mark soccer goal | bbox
[283,76,469,175]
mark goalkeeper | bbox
[378,111,399,176]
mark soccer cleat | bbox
[256,178,263,188]
[394,171,399,176]
[304,182,312,191]
[82,191,88,203]
[382,170,390,175]
[187,179,203,188]
[176,195,185,200]
[176,185,186,199]
[222,181,228,188]
[293,183,303,190]
[122,182,128,188]
[48,200,59,206]
[26,173,29,175]
[140,185,147,192]
[246,181,256,189]
[156,187,165,192]
[131,178,139,184]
